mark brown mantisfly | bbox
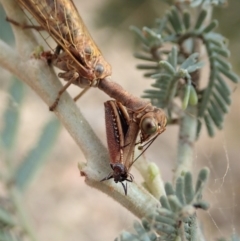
[102,100,166,195]
[9,0,168,194]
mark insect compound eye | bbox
[94,64,104,77]
[141,117,158,135]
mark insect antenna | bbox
[131,133,160,167]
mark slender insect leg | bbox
[73,87,91,102]
[73,77,101,102]
[121,182,127,195]
[49,71,79,111]
[6,17,44,31]
[100,173,113,182]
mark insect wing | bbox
[104,101,127,165]
[16,0,111,80]
[104,100,138,195]
[104,100,140,177]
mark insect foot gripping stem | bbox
[101,163,134,195]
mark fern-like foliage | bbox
[219,234,240,241]
[131,3,239,137]
[0,197,27,241]
[0,199,23,241]
[162,0,227,7]
[138,47,202,113]
[0,78,61,241]
[116,168,210,241]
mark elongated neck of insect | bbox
[99,77,149,111]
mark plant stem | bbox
[174,6,209,184]
[174,106,197,184]
[134,150,166,200]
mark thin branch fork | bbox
[0,0,161,218]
